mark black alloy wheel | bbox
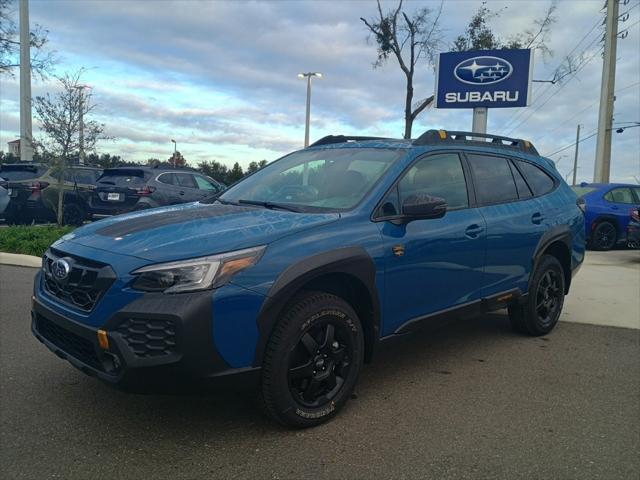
[260,292,364,428]
[534,269,562,329]
[591,221,617,251]
[288,319,353,409]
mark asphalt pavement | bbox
[1,264,639,480]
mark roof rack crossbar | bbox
[309,135,395,147]
[413,129,538,155]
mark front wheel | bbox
[509,255,565,336]
[260,292,364,428]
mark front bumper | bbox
[31,288,260,391]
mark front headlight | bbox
[131,246,265,293]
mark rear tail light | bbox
[29,181,50,191]
[576,197,586,214]
[631,208,640,223]
[134,185,156,196]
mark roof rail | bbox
[309,135,396,147]
[413,129,538,155]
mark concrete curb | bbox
[0,252,42,268]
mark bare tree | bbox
[453,2,557,56]
[361,0,443,139]
[0,0,55,78]
[33,70,107,224]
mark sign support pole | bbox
[472,107,487,136]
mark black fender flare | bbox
[253,246,381,367]
[531,225,573,292]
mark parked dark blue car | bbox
[31,130,585,427]
[572,182,640,250]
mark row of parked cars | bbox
[0,163,226,225]
[0,161,638,251]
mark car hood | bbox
[65,202,339,262]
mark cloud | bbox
[0,0,637,181]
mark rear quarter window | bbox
[0,165,46,181]
[515,160,555,196]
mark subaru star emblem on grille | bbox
[454,56,513,85]
[51,258,71,281]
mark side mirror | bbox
[401,194,447,220]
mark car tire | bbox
[508,254,565,336]
[4,206,31,225]
[62,203,86,226]
[589,221,617,251]
[259,291,364,428]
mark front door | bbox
[378,152,486,335]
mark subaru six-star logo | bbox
[51,258,71,281]
[454,56,513,85]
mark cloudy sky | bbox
[0,0,638,183]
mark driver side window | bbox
[398,153,469,210]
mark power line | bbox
[501,17,603,131]
[536,81,640,141]
[546,129,598,157]
[504,45,604,136]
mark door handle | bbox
[465,224,484,238]
[179,190,185,195]
[531,212,544,224]
[610,205,619,210]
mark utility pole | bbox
[593,0,619,183]
[572,124,581,186]
[19,0,33,161]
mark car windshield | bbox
[215,148,405,211]
[97,169,149,186]
[0,165,46,181]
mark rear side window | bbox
[604,187,635,204]
[0,165,46,181]
[98,169,149,186]
[467,154,518,205]
[516,160,555,196]
[174,173,197,188]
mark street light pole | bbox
[171,139,177,167]
[19,0,33,161]
[298,72,322,147]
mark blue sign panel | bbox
[435,49,533,109]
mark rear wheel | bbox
[589,221,617,251]
[62,203,86,226]
[260,292,364,428]
[509,255,565,336]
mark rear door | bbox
[465,152,547,297]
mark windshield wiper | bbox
[237,199,301,212]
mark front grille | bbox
[42,248,116,312]
[116,318,177,357]
[36,315,102,370]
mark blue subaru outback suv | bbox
[31,130,585,427]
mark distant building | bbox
[8,139,20,157]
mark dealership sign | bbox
[435,49,533,109]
